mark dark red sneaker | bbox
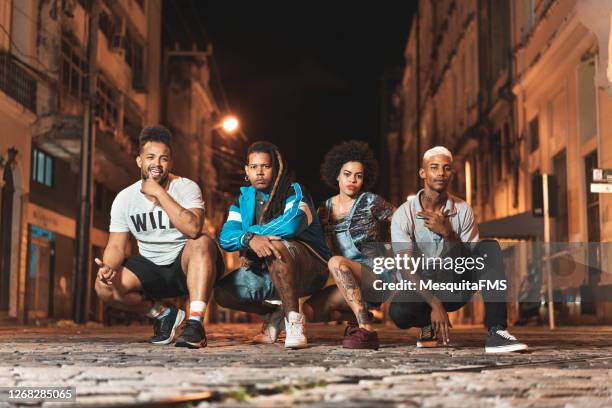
[342,327,379,350]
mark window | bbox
[529,116,539,152]
[125,31,145,90]
[521,0,535,40]
[99,10,116,44]
[492,131,502,182]
[578,58,597,143]
[584,151,600,242]
[61,38,87,99]
[553,150,568,242]
[32,148,53,187]
[503,123,512,177]
[96,77,119,128]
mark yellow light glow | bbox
[221,116,239,133]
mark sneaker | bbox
[485,326,528,353]
[284,312,307,349]
[145,302,164,319]
[416,325,439,348]
[342,327,379,350]
[150,308,185,345]
[175,320,207,349]
[343,322,358,337]
[252,306,285,344]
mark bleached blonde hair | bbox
[423,146,453,162]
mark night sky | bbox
[163,1,416,202]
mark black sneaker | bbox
[485,326,528,353]
[416,325,439,348]
[175,319,207,349]
[150,308,185,345]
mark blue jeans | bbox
[215,240,329,315]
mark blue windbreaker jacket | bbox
[219,182,330,261]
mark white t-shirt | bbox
[109,177,205,265]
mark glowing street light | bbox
[221,116,239,133]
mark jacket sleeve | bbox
[246,184,313,239]
[219,201,247,251]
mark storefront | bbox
[17,202,108,323]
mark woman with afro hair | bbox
[303,140,396,350]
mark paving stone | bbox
[0,324,611,406]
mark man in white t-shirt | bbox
[94,126,223,349]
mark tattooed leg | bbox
[329,257,373,330]
[266,242,299,316]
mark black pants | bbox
[389,240,508,330]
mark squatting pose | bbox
[303,141,395,350]
[389,146,528,353]
[95,126,223,349]
[216,141,330,349]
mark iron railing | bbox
[0,51,37,113]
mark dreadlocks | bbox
[247,141,292,224]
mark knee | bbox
[328,256,343,270]
[270,240,287,253]
[94,279,113,303]
[266,241,293,269]
[475,239,501,257]
[187,234,216,257]
[389,301,415,329]
[213,287,231,308]
[328,256,350,274]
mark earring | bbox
[244,175,249,182]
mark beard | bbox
[142,166,169,187]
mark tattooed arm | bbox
[141,179,204,238]
[156,191,204,239]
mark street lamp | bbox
[220,116,239,133]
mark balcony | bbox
[0,51,37,113]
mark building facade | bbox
[392,0,612,324]
[0,0,163,324]
[0,0,234,325]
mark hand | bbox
[430,302,452,345]
[418,208,453,238]
[95,258,116,285]
[140,178,165,199]
[248,235,283,260]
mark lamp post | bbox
[216,115,247,142]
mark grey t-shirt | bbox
[109,177,205,265]
[390,189,479,258]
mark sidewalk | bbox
[0,324,611,407]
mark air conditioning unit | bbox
[110,33,126,54]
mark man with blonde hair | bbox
[390,146,527,353]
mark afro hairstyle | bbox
[320,140,379,191]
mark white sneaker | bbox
[284,312,308,349]
[252,306,285,344]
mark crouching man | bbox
[389,146,527,353]
[95,126,223,349]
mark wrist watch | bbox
[242,232,256,247]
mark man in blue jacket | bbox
[216,141,330,349]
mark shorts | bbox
[215,239,329,303]
[124,241,225,300]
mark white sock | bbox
[188,300,207,322]
[287,311,302,322]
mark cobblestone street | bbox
[0,324,611,407]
